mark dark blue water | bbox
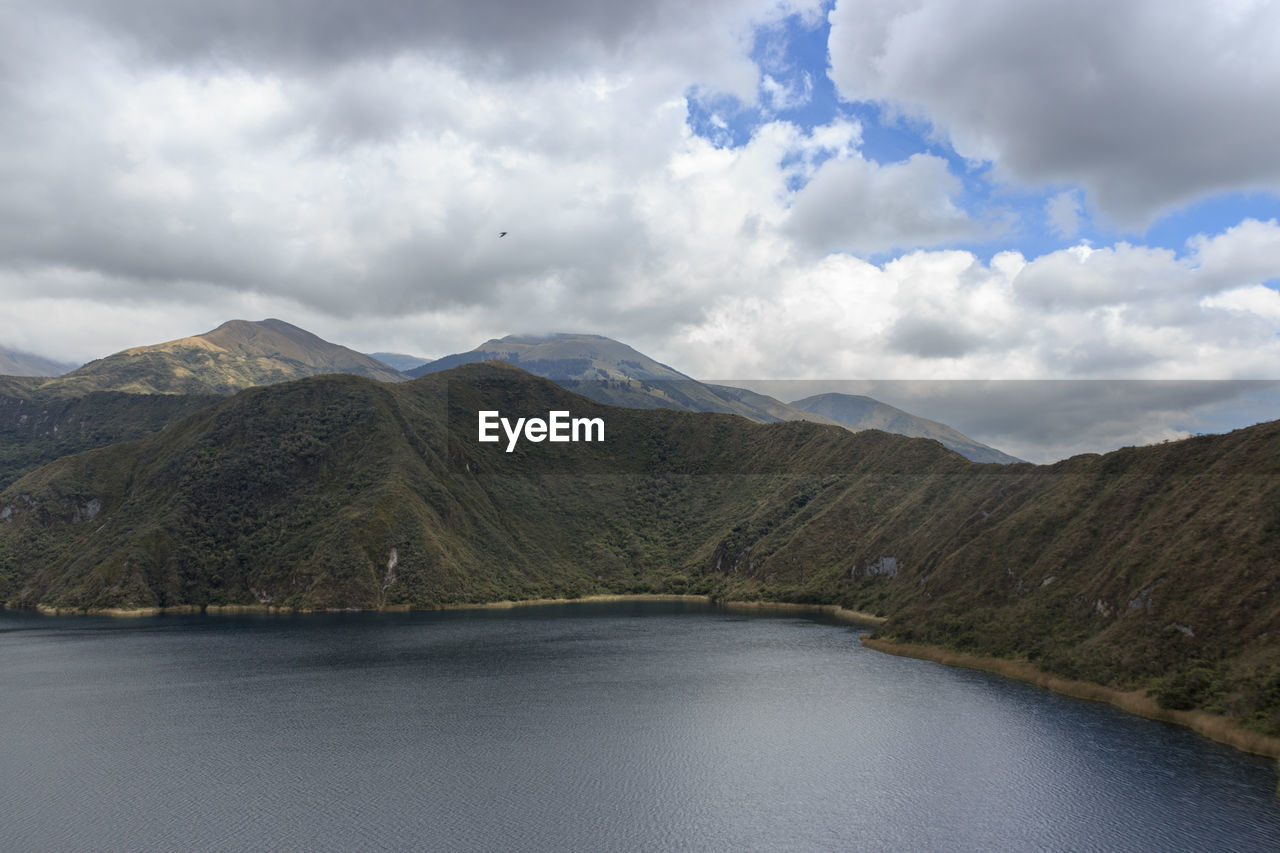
[2,600,1278,852]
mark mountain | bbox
[2,362,1277,742]
[368,352,432,372]
[1,362,897,613]
[791,393,1022,464]
[410,332,1015,462]
[405,332,825,421]
[0,346,77,377]
[31,319,407,396]
[0,319,407,489]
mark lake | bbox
[2,600,1278,851]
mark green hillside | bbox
[0,385,222,490]
[1,363,1277,739]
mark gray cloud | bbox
[885,315,987,359]
[51,0,659,74]
[827,0,1280,226]
[0,0,795,333]
[39,0,789,95]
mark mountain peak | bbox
[46,319,407,395]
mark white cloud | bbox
[1202,285,1280,322]
[1187,218,1280,291]
[826,0,1280,226]
[785,152,983,255]
[761,72,813,112]
[669,217,1280,382]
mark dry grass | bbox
[719,600,886,625]
[862,635,1280,761]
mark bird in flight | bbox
[499,231,508,237]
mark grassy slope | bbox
[1,363,1277,738]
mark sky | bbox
[1,0,1278,461]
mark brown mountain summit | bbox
[30,319,407,396]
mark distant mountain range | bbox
[408,333,1018,462]
[407,332,829,422]
[0,321,1016,492]
[790,393,1020,465]
[369,352,431,372]
[0,346,77,378]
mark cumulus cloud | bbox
[785,153,983,255]
[0,0,854,357]
[1202,284,1280,322]
[827,0,1280,226]
[672,218,1280,386]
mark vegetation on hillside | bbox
[1,363,1277,738]
[0,318,405,489]
[0,388,221,490]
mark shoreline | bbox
[19,595,887,626]
[861,635,1280,764]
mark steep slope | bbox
[34,319,407,396]
[0,388,221,490]
[791,392,1022,464]
[0,346,77,377]
[2,364,1277,737]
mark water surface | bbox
[2,601,1278,851]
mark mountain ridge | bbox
[409,332,842,424]
[408,332,1016,461]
